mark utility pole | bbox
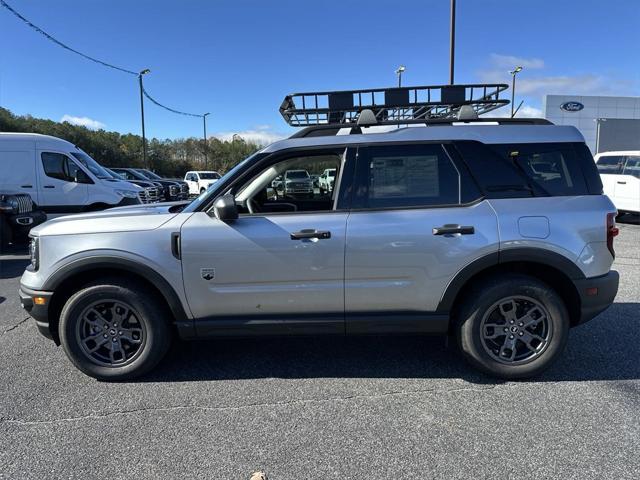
[510,66,523,117]
[138,69,151,169]
[449,0,456,84]
[202,112,210,169]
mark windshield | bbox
[137,169,162,180]
[199,172,221,179]
[182,151,265,213]
[106,168,125,180]
[70,151,112,180]
[286,170,309,179]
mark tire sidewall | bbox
[60,283,169,380]
[458,276,569,379]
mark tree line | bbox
[0,107,262,177]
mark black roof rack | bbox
[280,83,510,127]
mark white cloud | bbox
[61,115,106,130]
[489,104,543,118]
[489,53,545,70]
[212,126,286,146]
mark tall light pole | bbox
[138,68,151,168]
[449,0,456,84]
[510,66,523,117]
[202,112,210,169]
[395,65,406,87]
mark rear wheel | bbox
[59,279,171,380]
[200,187,206,194]
[456,274,569,379]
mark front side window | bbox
[233,151,344,214]
[41,152,82,182]
[623,156,640,178]
[596,155,625,174]
[354,144,461,209]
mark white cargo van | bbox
[0,133,142,214]
[595,151,640,214]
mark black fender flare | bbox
[436,248,585,313]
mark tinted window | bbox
[597,155,624,174]
[623,156,640,178]
[199,172,220,179]
[355,144,461,208]
[41,152,81,182]
[490,143,589,196]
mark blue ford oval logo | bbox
[560,101,584,112]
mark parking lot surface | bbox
[1,218,639,479]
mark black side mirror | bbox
[75,170,93,184]
[213,194,238,222]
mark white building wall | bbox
[543,95,640,153]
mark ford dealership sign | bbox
[560,101,584,112]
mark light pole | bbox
[449,0,456,84]
[138,68,151,168]
[395,65,406,87]
[202,112,210,169]
[510,66,523,117]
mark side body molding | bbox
[42,256,194,338]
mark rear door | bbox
[344,143,499,333]
[595,155,625,206]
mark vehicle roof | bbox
[261,124,585,153]
[0,132,77,150]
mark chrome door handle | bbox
[617,181,627,184]
[432,225,475,235]
[290,229,331,240]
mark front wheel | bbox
[456,274,569,379]
[59,279,171,380]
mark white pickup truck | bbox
[184,171,221,195]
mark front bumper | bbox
[19,285,54,340]
[574,270,619,325]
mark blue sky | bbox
[0,0,638,143]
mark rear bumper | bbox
[19,285,54,340]
[574,270,619,325]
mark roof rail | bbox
[280,83,510,127]
[288,117,554,139]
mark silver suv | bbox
[19,85,620,380]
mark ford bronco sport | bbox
[19,84,619,380]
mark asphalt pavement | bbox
[1,217,639,479]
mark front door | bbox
[616,155,640,212]
[345,143,499,333]
[180,148,351,336]
[38,151,88,212]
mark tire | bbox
[456,274,569,379]
[200,187,206,194]
[0,215,12,253]
[59,278,172,380]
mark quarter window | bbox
[355,144,462,208]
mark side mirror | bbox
[75,170,92,184]
[213,194,238,222]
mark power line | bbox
[142,87,204,118]
[1,0,206,118]
[0,0,137,76]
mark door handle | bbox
[20,185,33,189]
[44,185,55,189]
[617,181,627,185]
[290,229,331,240]
[432,224,475,235]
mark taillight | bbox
[606,212,619,258]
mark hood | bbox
[31,202,189,237]
[100,178,143,190]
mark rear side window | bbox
[352,144,479,209]
[489,143,591,196]
[597,155,625,174]
[623,156,640,178]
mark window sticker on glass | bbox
[370,155,439,198]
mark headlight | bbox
[29,237,39,271]
[0,196,18,213]
[169,185,179,194]
[115,189,139,199]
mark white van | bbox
[0,133,142,214]
[595,151,640,214]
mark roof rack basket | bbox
[280,83,510,127]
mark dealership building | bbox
[543,94,640,154]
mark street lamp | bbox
[395,65,406,87]
[509,65,523,118]
[138,68,151,168]
[202,112,210,169]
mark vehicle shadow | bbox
[143,302,640,384]
[0,258,30,279]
